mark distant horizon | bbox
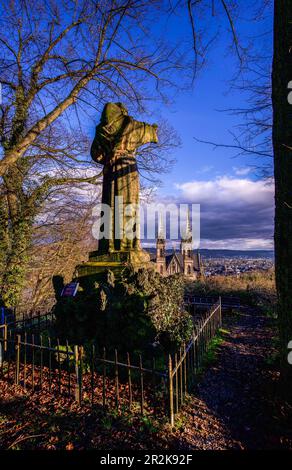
[142,243,274,253]
[143,246,274,253]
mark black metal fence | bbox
[168,299,222,425]
[2,311,54,332]
[185,295,240,310]
[0,300,222,425]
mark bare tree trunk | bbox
[272,0,292,392]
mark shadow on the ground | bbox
[0,389,170,450]
[168,312,292,450]
[0,312,291,450]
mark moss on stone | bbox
[54,268,193,358]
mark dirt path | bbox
[0,311,291,450]
[167,311,292,450]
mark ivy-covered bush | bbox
[53,268,193,358]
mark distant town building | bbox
[149,211,203,279]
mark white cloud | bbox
[169,176,274,249]
[233,166,252,176]
[200,238,274,250]
[174,176,274,207]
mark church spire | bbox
[182,207,192,243]
[156,212,166,261]
[181,207,192,258]
[157,212,165,241]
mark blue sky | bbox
[155,2,272,186]
[0,1,274,251]
[80,2,274,251]
[145,2,274,250]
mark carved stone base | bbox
[75,249,153,279]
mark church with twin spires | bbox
[149,212,203,279]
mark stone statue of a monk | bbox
[91,102,158,254]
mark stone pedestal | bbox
[75,249,153,279]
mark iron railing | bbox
[0,300,222,425]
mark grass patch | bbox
[202,329,226,367]
[139,416,160,434]
[173,413,187,432]
[219,328,230,335]
[185,269,276,313]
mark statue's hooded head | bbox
[100,102,129,135]
[91,103,129,162]
[91,102,158,163]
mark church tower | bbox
[156,214,166,276]
[180,208,192,257]
[181,209,194,277]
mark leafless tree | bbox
[0,0,185,306]
[184,1,292,390]
[21,193,98,312]
[0,0,187,175]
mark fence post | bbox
[127,352,132,410]
[139,355,144,416]
[91,344,95,405]
[175,353,178,413]
[192,331,196,374]
[74,345,82,405]
[74,345,79,402]
[219,296,222,327]
[183,342,187,395]
[102,347,106,408]
[179,348,183,404]
[114,349,119,409]
[168,354,174,427]
[79,346,83,403]
[15,334,21,385]
[4,324,7,352]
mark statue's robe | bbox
[91,103,158,254]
